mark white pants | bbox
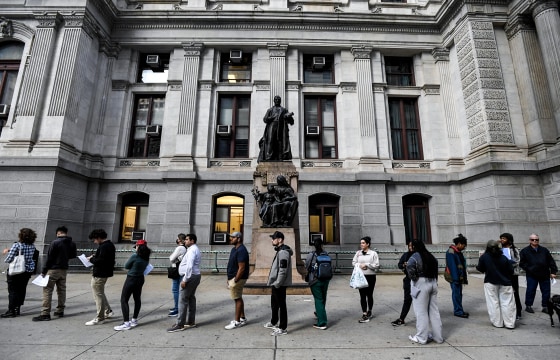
[412,277,443,343]
[483,283,516,329]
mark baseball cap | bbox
[269,231,284,239]
[229,231,243,238]
[134,239,147,247]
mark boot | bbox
[0,309,16,318]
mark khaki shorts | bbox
[229,278,247,299]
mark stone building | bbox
[0,0,559,253]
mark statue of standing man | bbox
[258,95,294,162]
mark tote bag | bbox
[8,244,26,275]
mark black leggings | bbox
[120,275,144,322]
[359,274,376,313]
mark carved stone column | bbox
[93,40,120,134]
[432,48,459,139]
[267,43,288,103]
[351,45,376,138]
[178,42,203,135]
[506,15,557,148]
[454,20,515,152]
[530,0,560,138]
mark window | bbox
[0,41,24,123]
[304,96,337,159]
[389,98,422,160]
[212,194,244,244]
[215,94,250,158]
[120,192,149,242]
[385,57,415,86]
[128,95,165,158]
[220,51,252,83]
[303,54,334,84]
[403,194,432,244]
[137,53,169,83]
[309,193,340,245]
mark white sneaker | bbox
[271,328,288,336]
[240,317,247,325]
[85,318,104,326]
[263,322,277,329]
[104,310,113,319]
[225,320,242,330]
[114,322,132,331]
[130,318,138,327]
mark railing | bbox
[69,248,560,275]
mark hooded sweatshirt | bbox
[42,236,77,274]
[267,244,293,288]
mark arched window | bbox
[119,192,150,242]
[212,194,244,244]
[402,194,432,244]
[309,193,340,245]
[0,41,24,127]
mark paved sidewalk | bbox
[0,272,559,360]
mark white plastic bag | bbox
[8,244,26,275]
[350,264,369,289]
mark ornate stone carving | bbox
[340,82,357,93]
[34,12,62,28]
[505,15,534,40]
[0,17,13,38]
[182,42,204,56]
[99,40,120,58]
[267,43,288,57]
[432,47,450,62]
[351,45,373,59]
[530,0,559,17]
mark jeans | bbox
[177,274,201,326]
[120,275,145,322]
[171,277,181,312]
[41,269,67,315]
[525,275,551,308]
[310,280,329,327]
[271,286,288,330]
[91,277,111,320]
[450,282,465,315]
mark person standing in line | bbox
[264,231,293,336]
[1,228,37,318]
[224,231,249,330]
[391,241,414,326]
[113,240,151,331]
[406,239,443,345]
[476,240,515,329]
[499,232,522,320]
[304,237,330,330]
[32,226,77,321]
[167,233,202,332]
[168,233,187,317]
[352,236,379,323]
[446,234,469,318]
[519,233,558,314]
[85,229,116,326]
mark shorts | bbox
[229,278,247,300]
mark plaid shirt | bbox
[4,242,36,273]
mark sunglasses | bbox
[530,239,539,242]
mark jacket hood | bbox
[276,244,293,255]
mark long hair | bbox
[313,238,324,254]
[411,239,438,278]
[19,228,37,244]
[500,232,518,257]
[136,244,151,261]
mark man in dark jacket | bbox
[520,233,558,314]
[33,226,77,321]
[446,234,469,318]
[85,229,116,326]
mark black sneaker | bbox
[391,319,405,326]
[32,314,51,322]
[525,306,534,313]
[358,314,370,323]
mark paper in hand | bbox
[32,274,49,287]
[78,254,93,267]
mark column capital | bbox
[351,45,373,59]
[182,42,204,56]
[505,15,535,40]
[267,43,288,57]
[0,17,14,38]
[529,0,559,17]
[33,12,62,29]
[99,39,120,58]
[61,12,98,39]
[432,47,450,62]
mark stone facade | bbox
[0,0,559,253]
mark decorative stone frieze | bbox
[168,81,182,91]
[340,82,357,93]
[422,85,440,95]
[0,17,13,38]
[34,12,62,28]
[350,45,372,59]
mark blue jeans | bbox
[451,282,465,315]
[171,278,181,312]
[525,275,551,308]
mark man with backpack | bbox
[304,237,332,330]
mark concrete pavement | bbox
[0,272,559,360]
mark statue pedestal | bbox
[245,162,309,295]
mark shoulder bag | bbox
[8,243,26,275]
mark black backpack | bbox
[312,251,333,281]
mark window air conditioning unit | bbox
[132,232,145,241]
[146,125,161,135]
[216,125,232,136]
[310,233,324,246]
[213,233,228,244]
[306,126,320,136]
[230,50,243,63]
[0,104,9,117]
[312,56,326,69]
[146,54,161,67]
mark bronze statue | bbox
[252,175,298,228]
[257,95,294,162]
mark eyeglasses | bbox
[530,238,539,242]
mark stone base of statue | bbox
[244,162,309,295]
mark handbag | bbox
[167,263,180,279]
[8,244,26,275]
[349,264,369,289]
